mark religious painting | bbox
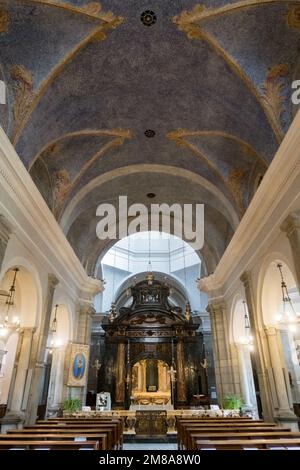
[67,343,90,387]
[96,392,111,411]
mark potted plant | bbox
[62,398,82,414]
[223,394,244,410]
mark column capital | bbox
[18,326,36,335]
[48,273,59,288]
[206,301,227,316]
[264,326,278,336]
[77,300,95,317]
[240,271,252,289]
[280,212,300,237]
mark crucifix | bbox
[92,359,102,390]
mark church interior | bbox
[1,0,300,452]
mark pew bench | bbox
[0,440,99,450]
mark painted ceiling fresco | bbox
[0,0,300,273]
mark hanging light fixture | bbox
[126,237,132,297]
[276,263,299,328]
[109,247,118,320]
[0,268,20,338]
[239,301,254,351]
[146,232,154,286]
[47,304,64,353]
[51,304,58,333]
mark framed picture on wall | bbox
[67,343,90,387]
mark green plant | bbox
[223,394,244,410]
[62,398,82,412]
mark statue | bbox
[185,301,191,322]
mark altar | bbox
[90,278,204,409]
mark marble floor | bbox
[123,443,178,450]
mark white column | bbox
[207,302,239,404]
[237,344,251,406]
[265,327,295,418]
[25,274,59,425]
[280,327,300,404]
[7,327,35,415]
[46,346,66,415]
[241,271,274,421]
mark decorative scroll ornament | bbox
[173,4,207,40]
[287,5,300,31]
[79,2,103,16]
[77,2,123,41]
[52,169,72,215]
[0,10,10,33]
[261,63,289,134]
[227,168,245,215]
[10,65,35,134]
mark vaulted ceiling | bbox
[1,0,300,274]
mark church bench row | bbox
[2,417,123,451]
[10,427,120,450]
[176,419,297,450]
[188,431,300,450]
[0,433,108,449]
[22,423,122,448]
[194,439,300,450]
[177,419,277,442]
[180,426,293,450]
[0,440,99,450]
[27,418,123,448]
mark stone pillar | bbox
[236,344,257,414]
[25,274,59,425]
[265,327,295,419]
[0,216,11,271]
[241,271,274,421]
[46,346,67,417]
[115,341,125,407]
[176,339,187,404]
[76,302,95,345]
[207,302,238,406]
[280,327,300,404]
[7,327,35,416]
[72,302,95,403]
[280,213,300,290]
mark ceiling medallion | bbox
[141,10,157,27]
[144,129,155,138]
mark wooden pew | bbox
[31,419,123,447]
[0,440,99,450]
[178,424,289,450]
[188,431,300,450]
[1,433,108,450]
[194,438,300,450]
[24,422,121,444]
[9,425,119,450]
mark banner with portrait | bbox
[67,343,90,387]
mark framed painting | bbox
[67,343,90,387]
